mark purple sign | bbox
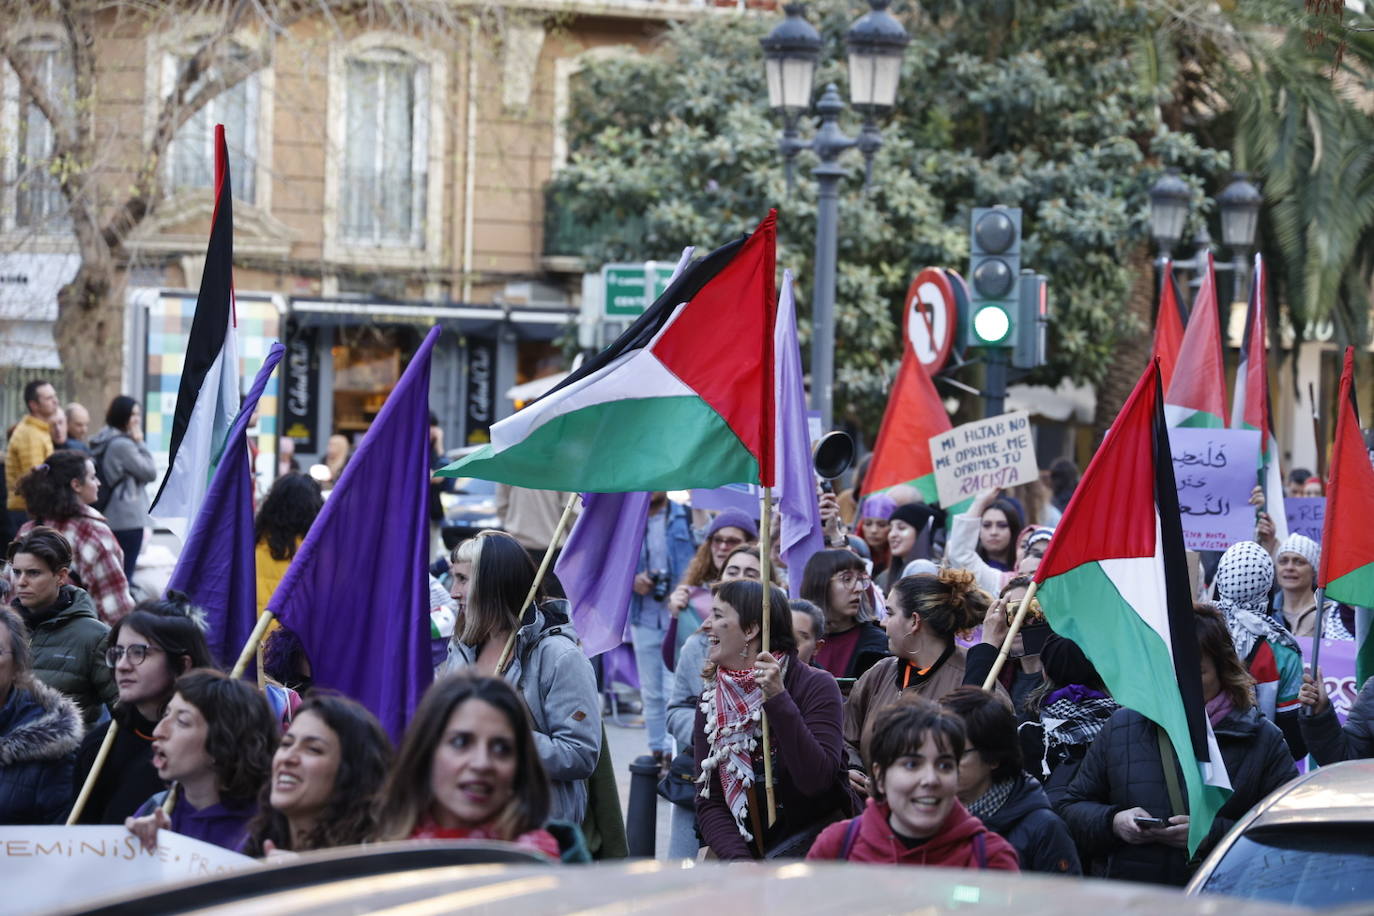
[690,483,762,517]
[1312,637,1359,725]
[1168,428,1261,552]
[1284,497,1325,544]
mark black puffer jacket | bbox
[979,774,1081,875]
[14,587,115,726]
[0,679,84,823]
[1299,674,1374,765]
[1057,705,1296,886]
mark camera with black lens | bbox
[650,569,672,602]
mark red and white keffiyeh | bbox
[696,654,786,841]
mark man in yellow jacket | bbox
[6,379,59,536]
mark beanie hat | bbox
[706,506,759,540]
[890,502,939,531]
[859,494,896,522]
[1276,532,1319,570]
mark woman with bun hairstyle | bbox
[808,697,1019,870]
[800,549,889,680]
[16,449,133,622]
[243,694,392,856]
[377,673,564,859]
[842,570,997,789]
[72,593,214,824]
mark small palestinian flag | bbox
[1151,259,1187,391]
[1231,254,1286,541]
[1164,252,1228,429]
[862,328,952,506]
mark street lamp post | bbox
[1148,169,1262,303]
[762,0,908,432]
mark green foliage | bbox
[547,0,1226,432]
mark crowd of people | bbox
[3,372,1372,895]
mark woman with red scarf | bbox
[693,579,852,860]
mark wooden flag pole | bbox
[66,722,118,824]
[496,493,580,676]
[982,580,1040,692]
[758,486,777,827]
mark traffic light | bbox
[1012,271,1049,369]
[966,206,1021,349]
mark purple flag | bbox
[270,326,440,742]
[167,342,285,667]
[555,490,651,658]
[776,272,823,597]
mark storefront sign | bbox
[1167,428,1261,551]
[465,338,497,445]
[929,411,1037,506]
[1284,497,1325,543]
[0,826,256,915]
[281,327,319,454]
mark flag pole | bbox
[66,723,118,824]
[982,580,1040,691]
[497,493,580,676]
[758,485,777,826]
[1306,586,1326,718]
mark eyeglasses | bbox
[105,644,163,668]
[832,571,872,590]
[711,535,746,549]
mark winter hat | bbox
[860,494,896,522]
[889,502,940,531]
[1020,526,1054,553]
[706,506,759,541]
[1276,533,1319,571]
[903,558,940,578]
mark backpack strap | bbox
[839,816,862,861]
[973,831,987,869]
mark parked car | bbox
[439,446,503,551]
[1187,759,1374,909]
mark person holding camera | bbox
[631,492,698,771]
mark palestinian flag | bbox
[441,212,776,491]
[1320,347,1374,683]
[1035,358,1229,854]
[1164,252,1228,429]
[150,124,240,541]
[862,333,952,506]
[1231,254,1287,541]
[1151,259,1187,391]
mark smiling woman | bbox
[242,695,392,857]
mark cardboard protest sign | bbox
[928,411,1037,507]
[1285,497,1325,543]
[1167,428,1261,551]
[0,826,256,915]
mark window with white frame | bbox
[163,47,258,204]
[10,35,73,229]
[340,47,429,248]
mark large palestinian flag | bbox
[1231,254,1287,541]
[441,212,776,491]
[862,333,951,506]
[150,124,240,541]
[1035,358,1229,854]
[1320,347,1374,682]
[1164,252,1228,428]
[1151,259,1187,391]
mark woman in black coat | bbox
[1057,605,1296,886]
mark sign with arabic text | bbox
[1168,427,1261,551]
[929,411,1038,507]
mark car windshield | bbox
[1200,826,1374,907]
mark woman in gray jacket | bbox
[89,396,158,580]
[439,531,602,823]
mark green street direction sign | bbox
[602,262,674,318]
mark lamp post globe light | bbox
[1148,167,1263,300]
[762,0,909,432]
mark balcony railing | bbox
[543,184,646,264]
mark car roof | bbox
[47,843,1312,916]
[1248,759,1374,828]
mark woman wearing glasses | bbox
[800,550,889,679]
[71,594,214,824]
[666,509,757,625]
[0,605,83,823]
[842,570,995,792]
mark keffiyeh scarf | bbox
[1215,541,1299,662]
[696,655,786,841]
[967,778,1017,821]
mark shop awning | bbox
[287,298,574,340]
